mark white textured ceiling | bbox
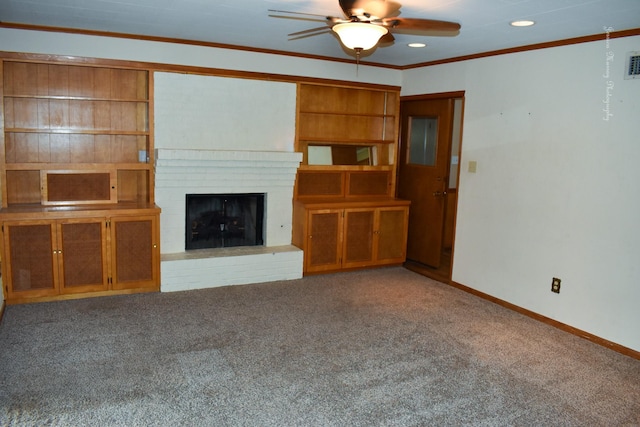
[1,0,639,67]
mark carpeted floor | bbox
[1,267,639,426]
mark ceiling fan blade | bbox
[269,9,328,19]
[339,0,401,19]
[288,25,331,37]
[289,29,333,41]
[338,0,355,17]
[268,9,334,23]
[378,31,395,46]
[383,17,461,35]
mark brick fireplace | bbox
[155,149,303,292]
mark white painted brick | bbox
[156,149,303,291]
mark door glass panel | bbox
[408,116,438,166]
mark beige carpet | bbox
[1,267,638,426]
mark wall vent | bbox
[625,51,640,80]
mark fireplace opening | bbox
[186,193,264,250]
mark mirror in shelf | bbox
[307,144,376,166]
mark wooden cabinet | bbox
[110,215,159,290]
[2,218,107,300]
[344,206,410,268]
[305,208,343,273]
[3,220,66,299]
[293,82,409,274]
[293,200,409,274]
[1,210,160,304]
[0,57,160,304]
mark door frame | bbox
[398,91,465,283]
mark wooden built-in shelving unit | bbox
[0,58,160,304]
[292,83,410,274]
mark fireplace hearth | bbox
[186,193,264,250]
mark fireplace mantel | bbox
[155,148,302,166]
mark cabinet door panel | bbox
[4,222,58,297]
[376,208,409,263]
[59,220,108,293]
[307,210,342,272]
[111,215,158,290]
[343,209,374,267]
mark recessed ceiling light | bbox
[510,20,535,27]
[408,42,426,48]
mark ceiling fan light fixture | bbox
[332,22,389,50]
[510,20,535,27]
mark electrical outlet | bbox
[551,277,561,294]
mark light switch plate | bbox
[468,161,477,173]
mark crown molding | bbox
[1,22,639,70]
[402,28,640,69]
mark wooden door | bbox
[306,209,343,273]
[375,207,409,264]
[110,215,159,290]
[2,221,59,300]
[342,208,375,269]
[398,98,454,268]
[58,219,109,294]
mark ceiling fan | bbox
[269,0,460,56]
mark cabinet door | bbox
[110,215,159,290]
[342,209,375,269]
[306,210,343,273]
[374,207,409,264]
[58,219,108,294]
[2,221,59,299]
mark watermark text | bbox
[602,26,614,121]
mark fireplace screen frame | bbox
[185,193,265,251]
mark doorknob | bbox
[433,191,447,197]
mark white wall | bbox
[402,36,640,352]
[154,72,296,152]
[0,28,401,86]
